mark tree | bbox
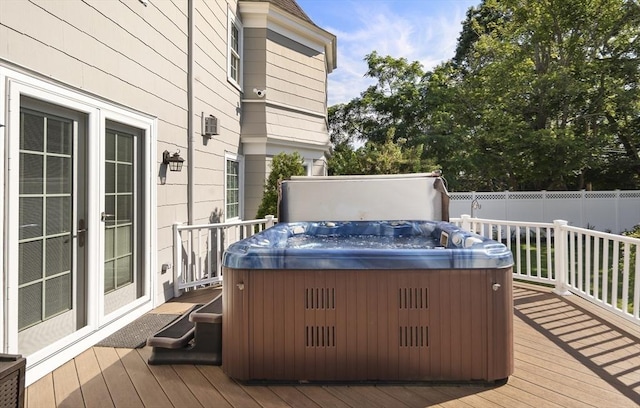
[328,53,442,176]
[256,152,305,219]
[328,0,640,191]
[328,128,432,175]
[451,0,640,190]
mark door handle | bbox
[78,219,86,247]
[101,212,115,222]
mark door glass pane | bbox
[104,260,115,293]
[105,162,115,194]
[117,195,132,223]
[19,283,42,329]
[117,164,132,193]
[47,118,72,155]
[105,195,116,227]
[45,236,71,277]
[19,109,74,331]
[45,274,71,318]
[46,156,71,194]
[19,197,43,239]
[117,134,133,162]
[105,228,115,260]
[104,128,135,293]
[20,153,43,194]
[19,241,42,284]
[116,256,132,286]
[46,196,72,235]
[20,112,44,152]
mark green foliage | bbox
[256,152,305,219]
[328,0,640,191]
[328,128,436,176]
[623,224,640,240]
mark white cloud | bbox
[324,2,473,106]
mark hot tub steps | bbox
[147,293,222,365]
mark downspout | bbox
[187,0,195,225]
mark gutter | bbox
[187,0,195,224]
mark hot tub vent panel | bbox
[306,326,336,348]
[399,288,428,309]
[399,326,429,347]
[305,288,335,310]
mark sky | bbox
[296,0,480,106]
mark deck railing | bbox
[452,215,640,326]
[173,214,639,326]
[172,215,275,297]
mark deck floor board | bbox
[51,360,84,408]
[25,283,640,407]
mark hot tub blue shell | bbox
[222,221,513,270]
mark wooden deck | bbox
[26,283,640,407]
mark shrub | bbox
[256,152,305,219]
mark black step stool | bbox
[147,293,222,365]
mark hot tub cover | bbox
[222,221,513,270]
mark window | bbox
[227,9,243,88]
[225,153,242,220]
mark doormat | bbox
[95,313,180,349]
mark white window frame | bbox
[224,152,244,221]
[227,8,243,90]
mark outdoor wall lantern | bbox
[163,150,185,172]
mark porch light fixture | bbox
[163,150,185,172]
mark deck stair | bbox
[147,293,222,365]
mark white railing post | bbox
[460,214,472,232]
[173,222,183,298]
[553,219,571,296]
[265,214,275,229]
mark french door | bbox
[17,98,88,355]
[103,124,143,315]
[11,93,149,357]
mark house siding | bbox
[191,0,243,226]
[0,0,334,385]
[245,154,268,218]
[240,25,331,212]
[265,30,326,113]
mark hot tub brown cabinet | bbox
[221,221,514,383]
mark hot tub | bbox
[222,220,514,383]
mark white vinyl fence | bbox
[450,190,640,234]
[452,215,640,327]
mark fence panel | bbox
[450,190,640,234]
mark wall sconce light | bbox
[163,150,185,172]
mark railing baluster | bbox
[634,243,640,319]
[173,216,277,295]
[451,215,640,326]
[525,227,532,278]
[612,240,620,311]
[593,236,600,302]
[585,234,592,298]
[622,243,630,314]
[602,238,609,305]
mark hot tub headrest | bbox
[278,172,450,223]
